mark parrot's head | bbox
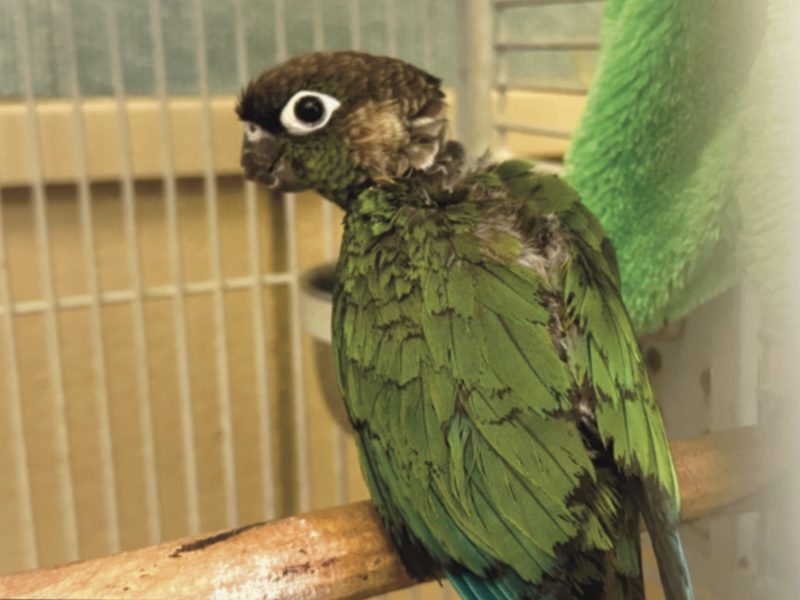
[236,51,454,203]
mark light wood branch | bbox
[0,425,785,600]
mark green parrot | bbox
[237,51,693,600]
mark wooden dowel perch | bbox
[0,425,786,600]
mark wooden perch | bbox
[0,425,785,600]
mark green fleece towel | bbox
[565,0,796,333]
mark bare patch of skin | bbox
[475,212,570,284]
[475,209,574,368]
[530,214,571,284]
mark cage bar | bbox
[385,0,398,56]
[11,0,81,562]
[147,0,202,535]
[231,0,277,521]
[311,0,349,509]
[312,0,325,52]
[494,121,573,139]
[422,0,434,71]
[60,0,122,554]
[104,1,162,545]
[192,0,239,530]
[274,0,311,514]
[0,274,297,318]
[349,0,361,51]
[284,173,312,512]
[494,82,589,95]
[495,40,600,51]
[456,0,494,158]
[0,181,38,569]
[493,1,509,151]
[494,0,601,8]
[312,0,335,262]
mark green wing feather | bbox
[333,160,688,597]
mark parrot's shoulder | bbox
[457,159,582,218]
[453,159,621,288]
[484,159,581,214]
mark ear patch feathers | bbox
[345,97,449,179]
[344,100,410,179]
[404,109,447,172]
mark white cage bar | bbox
[60,0,121,555]
[494,0,601,8]
[0,149,38,570]
[311,0,350,509]
[231,0,278,522]
[349,0,361,51]
[273,0,312,515]
[104,0,163,546]
[147,0,202,535]
[192,0,239,530]
[11,0,81,563]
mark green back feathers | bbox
[333,160,682,595]
[496,160,679,506]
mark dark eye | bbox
[279,90,341,135]
[294,95,324,124]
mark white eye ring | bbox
[243,121,266,143]
[280,90,341,136]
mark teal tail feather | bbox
[447,547,647,600]
[640,485,694,600]
[447,570,534,600]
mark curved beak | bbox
[240,133,308,192]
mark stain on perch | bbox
[281,562,311,577]
[169,522,265,557]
